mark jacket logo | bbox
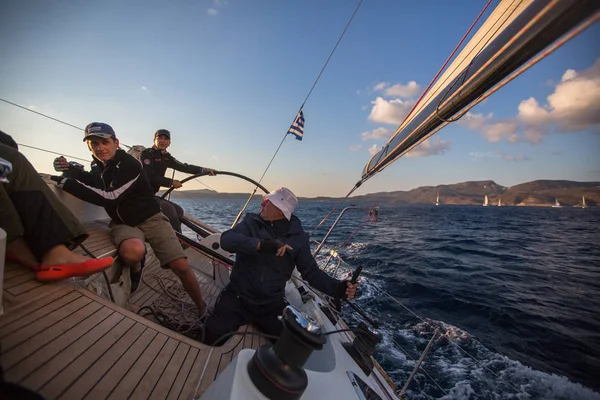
[143,158,151,165]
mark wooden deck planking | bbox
[107,332,170,399]
[178,347,212,400]
[82,327,158,400]
[2,295,92,351]
[2,217,277,400]
[0,289,79,336]
[166,346,202,400]
[56,322,148,400]
[2,300,103,370]
[4,307,115,383]
[129,337,181,400]
[39,317,137,400]
[147,341,191,400]
[18,311,126,391]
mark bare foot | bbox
[41,244,90,266]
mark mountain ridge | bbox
[165,179,600,207]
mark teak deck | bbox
[1,220,267,400]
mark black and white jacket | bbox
[62,149,161,226]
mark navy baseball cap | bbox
[83,122,116,141]
[155,129,171,139]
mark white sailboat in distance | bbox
[552,198,562,208]
[483,195,489,207]
[435,189,439,206]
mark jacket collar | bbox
[151,145,168,155]
[251,213,303,235]
[92,148,127,170]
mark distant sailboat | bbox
[576,196,587,209]
[435,190,439,206]
[498,197,502,207]
[483,195,488,207]
[552,198,562,208]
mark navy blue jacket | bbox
[221,213,345,305]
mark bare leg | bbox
[168,258,206,314]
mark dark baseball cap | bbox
[83,122,116,141]
[155,129,171,139]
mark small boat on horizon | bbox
[483,194,489,207]
[552,198,562,208]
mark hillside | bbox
[165,180,600,207]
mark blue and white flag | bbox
[287,110,305,141]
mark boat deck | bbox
[1,220,269,400]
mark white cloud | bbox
[141,86,148,91]
[361,127,392,140]
[385,81,421,98]
[517,60,600,132]
[368,97,414,125]
[405,137,451,158]
[460,60,600,144]
[373,82,388,92]
[349,144,362,152]
[207,8,218,16]
[469,150,529,162]
[368,144,379,155]
[373,81,421,99]
[494,150,529,162]
[460,112,518,142]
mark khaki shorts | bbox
[110,213,186,268]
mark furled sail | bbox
[362,0,599,181]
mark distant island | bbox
[164,180,599,207]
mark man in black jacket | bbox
[52,123,206,313]
[202,186,359,345]
[140,129,216,232]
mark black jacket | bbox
[62,149,161,226]
[220,213,345,305]
[140,146,207,194]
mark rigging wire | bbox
[17,143,90,163]
[399,0,493,130]
[231,0,365,226]
[366,0,521,180]
[255,0,364,187]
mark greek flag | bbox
[287,110,304,141]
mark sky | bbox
[0,0,599,198]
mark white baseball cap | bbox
[264,187,298,220]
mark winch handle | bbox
[350,265,363,284]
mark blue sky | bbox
[1,0,598,197]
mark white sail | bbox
[498,197,502,207]
[435,190,439,206]
[483,195,489,206]
[582,196,587,208]
[401,0,533,132]
[552,198,561,208]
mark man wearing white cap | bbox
[202,186,359,345]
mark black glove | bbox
[260,238,284,254]
[49,175,67,187]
